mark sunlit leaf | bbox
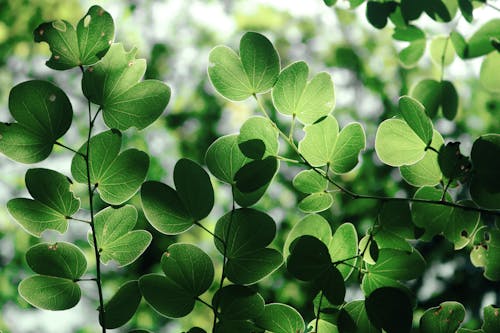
[420,301,465,333]
[298,192,334,213]
[330,122,366,174]
[238,116,279,159]
[26,242,86,280]
[480,52,500,93]
[430,36,455,66]
[293,170,328,194]
[398,96,433,145]
[329,223,358,280]
[399,39,426,68]
[283,214,332,258]
[367,248,425,281]
[338,300,381,333]
[19,275,81,310]
[255,303,305,333]
[298,115,339,167]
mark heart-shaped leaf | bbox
[298,192,334,213]
[255,303,304,333]
[0,80,73,163]
[328,223,359,280]
[420,301,465,333]
[34,5,114,70]
[101,280,142,329]
[213,285,265,321]
[225,248,283,285]
[82,43,170,130]
[293,170,328,194]
[71,130,149,205]
[298,115,339,167]
[330,122,366,174]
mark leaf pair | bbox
[293,170,333,213]
[411,79,458,120]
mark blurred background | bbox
[0,0,498,332]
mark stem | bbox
[276,155,303,164]
[55,141,85,157]
[196,297,215,311]
[484,1,500,12]
[439,35,450,82]
[332,254,360,266]
[315,291,324,333]
[67,216,91,224]
[195,222,225,245]
[441,178,452,201]
[425,145,440,154]
[75,277,97,282]
[289,114,296,141]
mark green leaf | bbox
[375,119,426,166]
[82,43,170,130]
[298,192,334,213]
[400,130,444,187]
[19,275,81,310]
[33,6,114,70]
[365,287,413,333]
[238,116,279,159]
[361,271,410,296]
[373,229,412,253]
[255,303,305,333]
[393,26,425,41]
[411,79,442,118]
[482,229,500,281]
[320,266,346,305]
[458,0,473,22]
[298,115,339,167]
[225,248,283,285]
[234,157,278,193]
[329,223,358,280]
[139,274,194,318]
[215,320,262,333]
[366,1,398,29]
[420,301,465,333]
[470,175,500,209]
[141,181,194,235]
[330,122,366,174]
[26,242,86,279]
[287,235,332,281]
[161,243,214,296]
[379,201,417,240]
[214,208,276,258]
[411,186,453,239]
[174,158,214,220]
[0,81,73,163]
[213,285,265,320]
[483,305,500,333]
[438,142,471,181]
[338,300,381,333]
[306,319,339,333]
[293,170,328,194]
[399,96,433,145]
[272,61,335,124]
[443,200,480,250]
[430,36,455,66]
[399,39,426,68]
[471,134,500,191]
[283,214,332,258]
[71,130,149,205]
[324,0,337,6]
[440,80,458,120]
[7,168,79,237]
[90,205,152,266]
[465,19,500,58]
[367,248,426,281]
[400,0,424,21]
[101,280,142,329]
[208,32,279,100]
[480,52,500,93]
[206,134,250,184]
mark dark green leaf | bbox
[365,287,413,333]
[411,79,442,118]
[367,248,426,281]
[420,301,465,333]
[438,142,471,181]
[366,1,398,29]
[213,285,265,320]
[215,320,262,333]
[234,157,278,193]
[329,223,358,280]
[26,242,86,279]
[338,300,381,333]
[225,248,283,285]
[441,80,458,120]
[283,214,332,258]
[480,52,500,93]
[238,116,279,159]
[458,0,473,22]
[399,39,426,68]
[471,134,500,191]
[287,235,332,281]
[206,134,250,184]
[101,280,142,329]
[320,267,345,305]
[255,303,305,333]
[411,186,453,239]
[483,305,500,333]
[19,275,81,310]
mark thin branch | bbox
[315,292,324,333]
[195,222,225,245]
[74,277,97,282]
[439,35,450,82]
[485,1,500,12]
[276,155,303,164]
[332,254,360,266]
[67,216,91,224]
[196,297,215,311]
[55,141,85,157]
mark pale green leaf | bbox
[398,96,433,145]
[298,115,339,167]
[330,122,366,174]
[298,192,333,213]
[293,170,328,194]
[26,242,86,279]
[255,303,305,333]
[328,223,358,280]
[19,275,81,310]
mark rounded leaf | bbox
[298,192,333,213]
[26,242,87,279]
[430,36,455,67]
[206,134,250,184]
[19,275,81,311]
[329,223,359,280]
[255,303,305,333]
[330,122,366,174]
[365,287,413,333]
[399,96,433,145]
[420,301,465,333]
[287,235,332,281]
[238,116,279,159]
[283,214,332,258]
[213,285,265,320]
[225,248,283,285]
[480,52,500,93]
[101,280,142,329]
[298,115,339,167]
[293,170,328,194]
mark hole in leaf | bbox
[461,230,468,237]
[484,231,490,242]
[83,15,91,28]
[52,20,66,32]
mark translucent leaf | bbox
[90,205,152,266]
[26,242,86,279]
[361,271,410,296]
[293,170,328,194]
[430,36,455,66]
[306,319,339,333]
[238,116,279,159]
[420,301,465,333]
[373,229,412,252]
[225,248,282,285]
[330,122,366,174]
[399,96,433,145]
[328,223,358,280]
[82,43,170,130]
[283,214,332,258]
[71,130,149,205]
[338,300,381,333]
[255,303,305,333]
[33,6,114,70]
[393,25,425,41]
[367,248,426,281]
[443,200,480,250]
[139,274,194,318]
[483,305,500,333]
[375,119,426,166]
[365,287,413,333]
[161,243,214,295]
[208,32,279,100]
[206,134,250,184]
[480,52,500,93]
[234,157,278,193]
[399,39,426,68]
[213,285,265,321]
[101,280,142,329]
[141,181,194,235]
[287,235,332,281]
[19,275,81,310]
[7,168,79,237]
[0,81,73,163]
[214,208,276,258]
[174,158,214,220]
[298,193,334,213]
[272,61,335,124]
[465,19,500,58]
[400,130,444,187]
[298,115,339,167]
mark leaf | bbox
[0,81,73,163]
[213,285,265,320]
[208,32,279,100]
[443,200,480,250]
[141,181,194,235]
[225,248,283,285]
[161,243,214,296]
[330,122,366,174]
[393,26,425,41]
[411,79,442,118]
[139,274,195,318]
[306,319,339,333]
[365,1,398,29]
[214,208,276,258]
[206,134,250,184]
[465,19,500,58]
[293,170,328,194]
[375,118,426,166]
[411,186,453,239]
[7,168,79,237]
[215,320,262,333]
[400,0,424,21]
[298,192,334,213]
[440,80,458,120]
[26,242,87,279]
[379,201,417,240]
[430,36,455,67]
[101,280,142,329]
[361,271,410,296]
[298,115,339,167]
[71,130,149,205]
[471,134,500,191]
[399,39,426,68]
[82,43,170,130]
[367,248,426,281]
[438,142,471,181]
[365,287,413,333]
[33,5,114,70]
[287,235,332,281]
[234,157,278,193]
[480,52,500,93]
[19,275,81,310]
[400,130,444,187]
[328,223,358,280]
[482,229,500,281]
[483,305,500,333]
[320,266,346,305]
[458,0,473,22]
[174,158,214,220]
[272,61,335,124]
[420,301,465,333]
[255,303,305,333]
[338,300,381,333]
[238,116,279,159]
[90,205,152,266]
[399,96,433,145]
[283,214,332,258]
